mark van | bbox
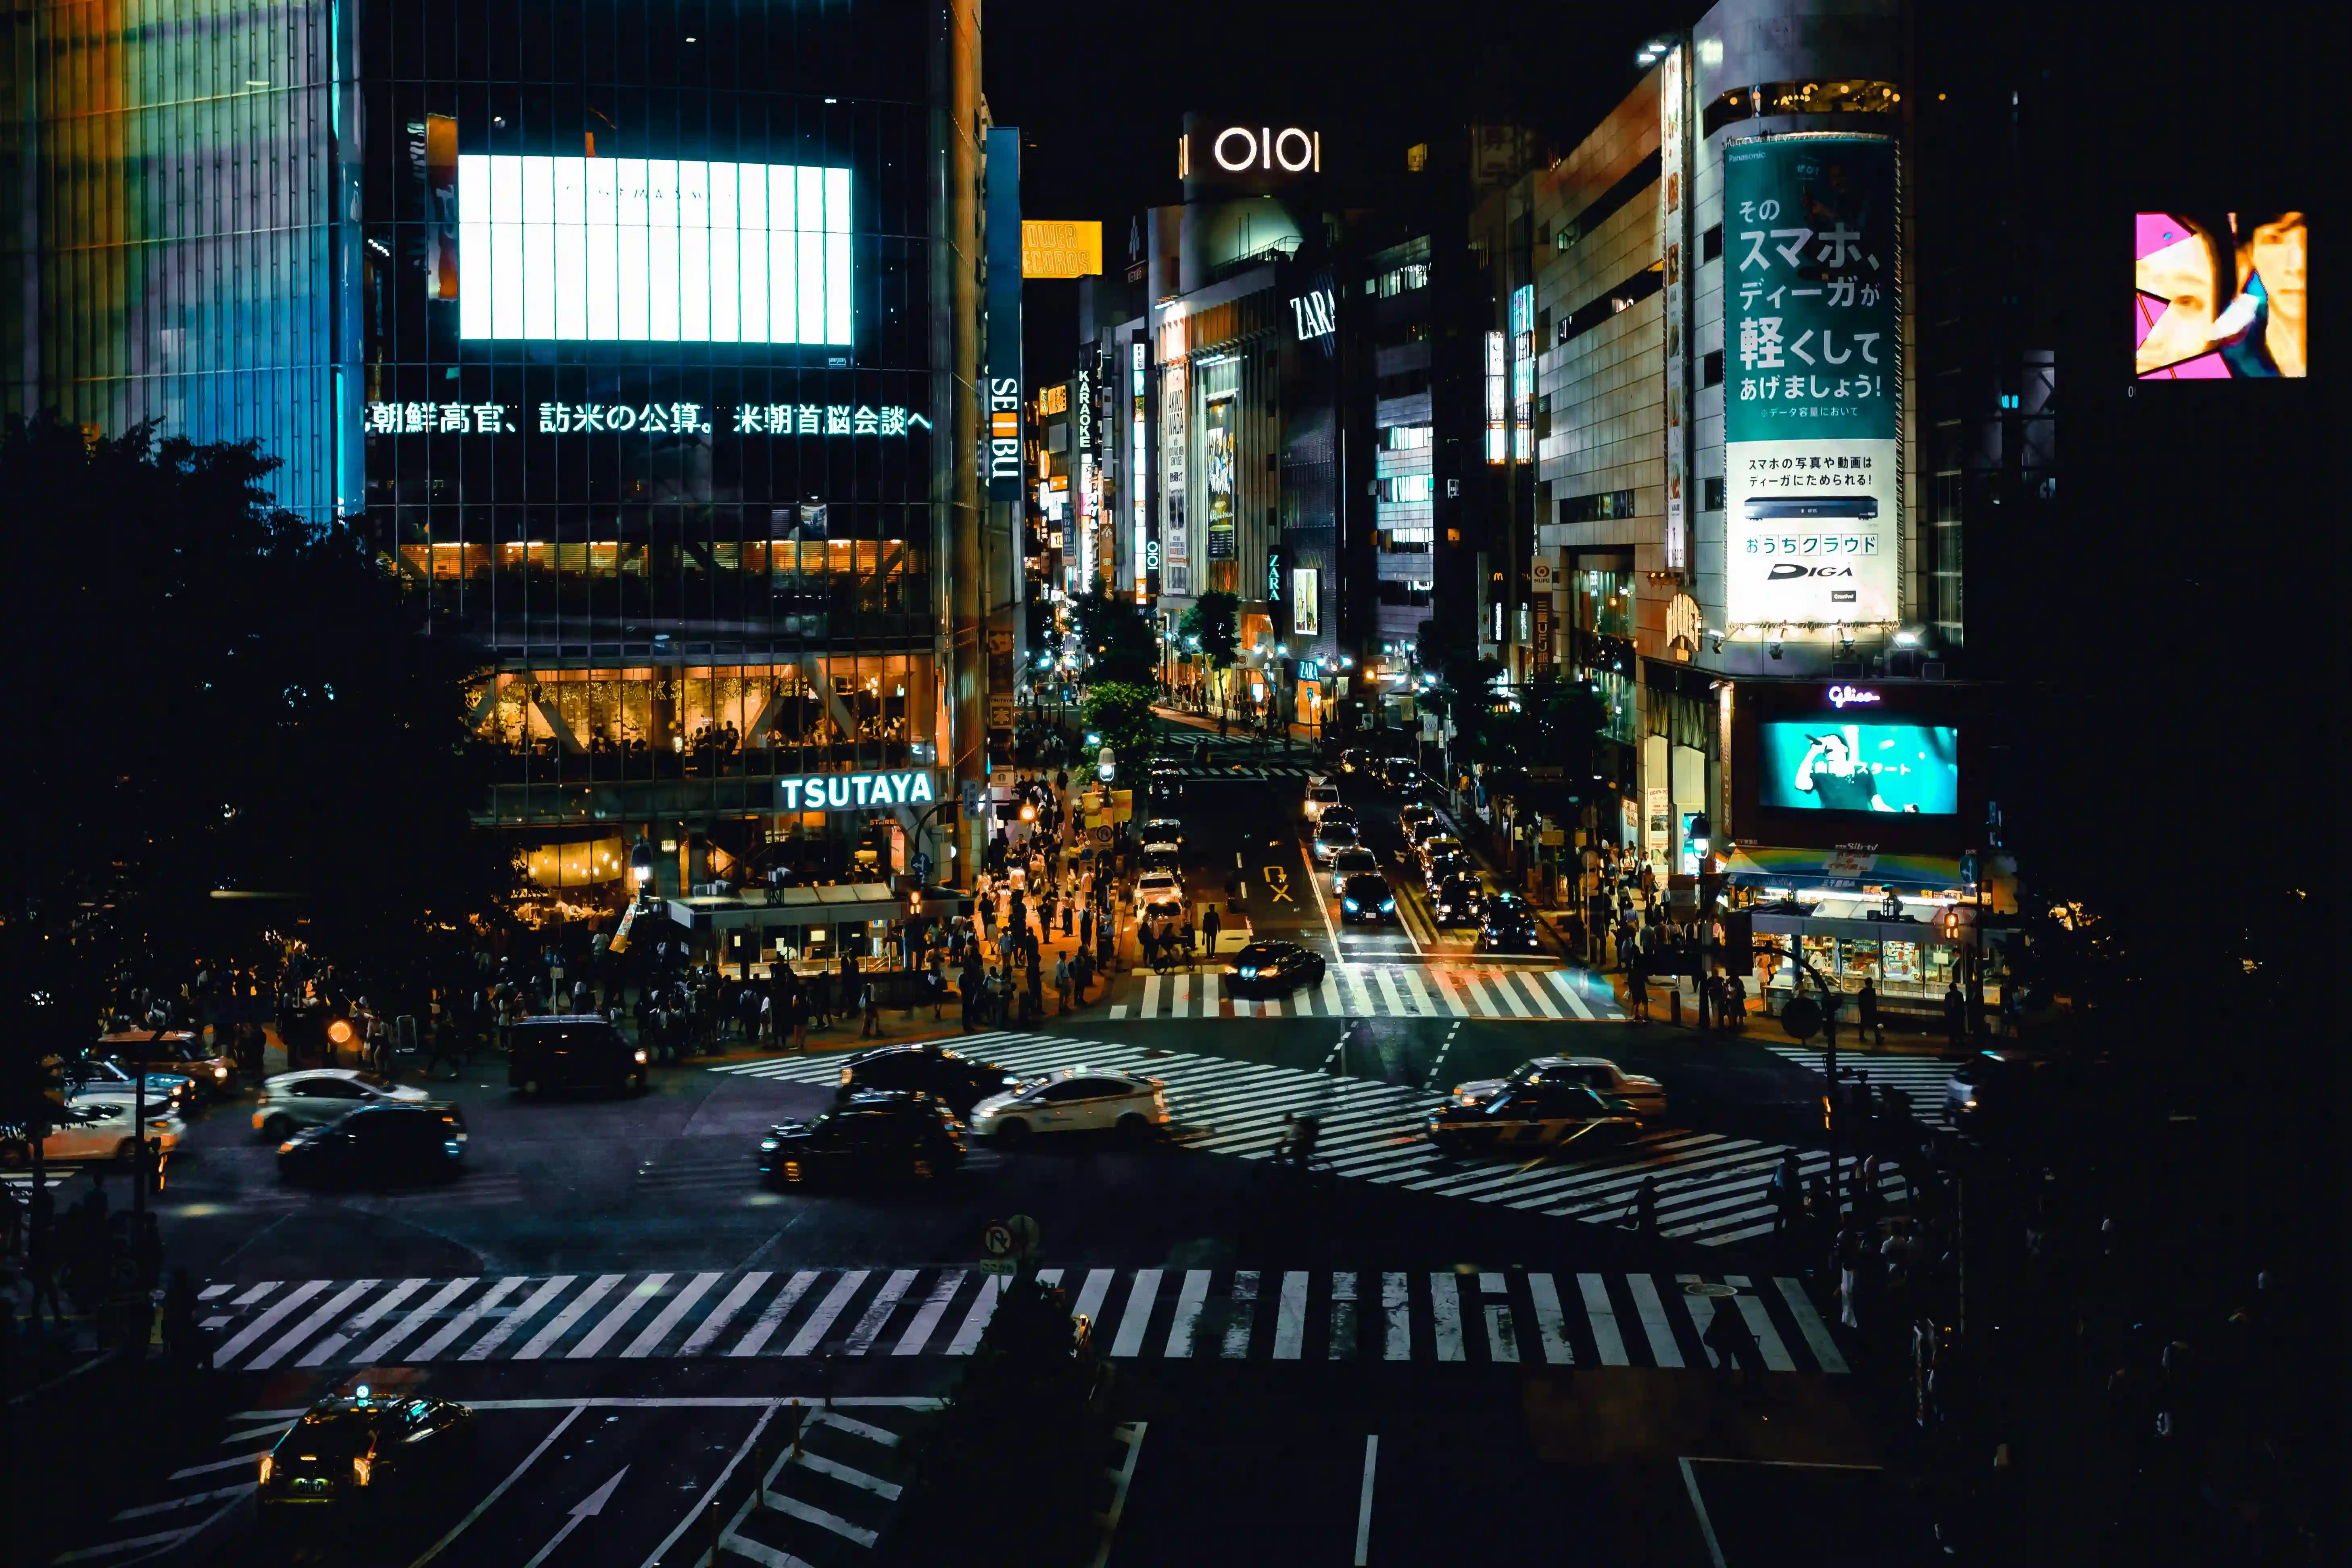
[508,1015,649,1097]
[1304,778,1341,822]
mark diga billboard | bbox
[1723,135,1899,630]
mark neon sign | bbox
[778,771,937,811]
[1826,684,1882,708]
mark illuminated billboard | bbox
[455,156,853,344]
[1023,221,1103,278]
[1204,394,1235,560]
[2134,212,2307,378]
[1759,719,1958,816]
[1723,135,1900,630]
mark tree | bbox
[1177,590,1240,670]
[1079,683,1158,778]
[1070,589,1159,688]
[0,416,512,1015]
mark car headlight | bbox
[1238,967,1256,979]
[1381,899,1395,910]
[259,1455,273,1484]
[1342,899,1359,912]
[214,1066,229,1079]
[634,1048,649,1064]
[352,1456,371,1487]
[760,1138,781,1151]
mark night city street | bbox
[0,2,2335,1568]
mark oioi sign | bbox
[778,770,939,811]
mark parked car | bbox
[1448,1056,1668,1122]
[1311,818,1361,863]
[0,1100,183,1168]
[259,1390,476,1514]
[96,1030,236,1099]
[1425,1082,1641,1157]
[1223,940,1327,993]
[966,1068,1169,1144]
[1429,874,1482,927]
[762,1090,966,1184]
[1338,874,1396,925]
[837,1043,1018,1117]
[252,1069,430,1142]
[1327,846,1381,893]
[278,1103,468,1186]
[508,1015,649,1097]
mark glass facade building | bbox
[7,0,982,908]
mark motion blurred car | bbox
[762,1090,965,1184]
[60,1056,194,1113]
[1338,873,1396,925]
[1430,874,1482,927]
[277,1102,468,1186]
[1311,817,1361,863]
[0,1100,182,1169]
[967,1068,1169,1143]
[1449,1056,1667,1121]
[1327,846,1381,894]
[837,1042,1018,1117]
[259,1389,476,1513]
[1224,939,1327,993]
[1425,1082,1640,1156]
[1335,748,1373,777]
[1372,757,1418,793]
[1148,760,1185,800]
[1476,891,1545,954]
[253,1069,431,1142]
[96,1030,236,1099]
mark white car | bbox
[1132,871,1182,912]
[1303,779,1340,822]
[0,1101,183,1167]
[1449,1056,1668,1121]
[253,1069,430,1142]
[967,1067,1169,1143]
[1328,846,1381,894]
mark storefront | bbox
[666,882,910,977]
[1724,846,2005,1011]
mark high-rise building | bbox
[4,0,990,927]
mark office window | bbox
[1701,223,1724,263]
[1701,349,1724,387]
[1702,476,1725,512]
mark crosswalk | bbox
[1101,963,1626,1021]
[1761,1044,1962,1127]
[1156,762,1321,780]
[721,1404,922,1566]
[189,1264,1850,1373]
[713,1031,1954,1245]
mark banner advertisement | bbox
[1723,134,1898,629]
[1159,353,1187,593]
[1758,718,1958,816]
[1657,48,1689,570]
[1204,393,1235,560]
[1292,568,1320,635]
[422,114,459,301]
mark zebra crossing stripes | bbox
[1106,963,1623,1021]
[1760,1044,1963,1127]
[707,1031,1911,1246]
[187,1265,1851,1373]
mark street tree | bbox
[1070,589,1159,687]
[1079,683,1159,778]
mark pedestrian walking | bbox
[859,979,881,1038]
[1859,977,1885,1044]
[1202,904,1221,954]
[1054,953,1072,1013]
[1943,980,1966,1048]
[1703,1298,1765,1380]
[1771,1150,1804,1235]
[1627,1175,1660,1236]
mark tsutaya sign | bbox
[778,770,938,810]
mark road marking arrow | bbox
[522,1467,628,1568]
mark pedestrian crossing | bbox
[712,1031,1941,1245]
[1157,762,1321,780]
[1101,963,1626,1021]
[721,1404,922,1566]
[1761,1044,1962,1127]
[189,1263,1850,1373]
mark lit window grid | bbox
[1485,330,1507,465]
[457,156,853,344]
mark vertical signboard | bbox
[1203,393,1236,558]
[1723,135,1899,629]
[1658,46,1691,572]
[984,127,1023,504]
[1131,340,1150,597]
[1509,285,1534,461]
[1074,359,1096,594]
[1159,349,1187,593]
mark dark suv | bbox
[760,1091,965,1186]
[508,1015,648,1096]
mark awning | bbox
[666,881,904,933]
[1723,846,1966,894]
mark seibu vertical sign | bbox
[984,127,1024,503]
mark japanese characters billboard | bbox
[1723,135,1899,629]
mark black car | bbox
[1142,817,1185,846]
[1148,760,1185,800]
[508,1015,648,1096]
[259,1391,476,1514]
[277,1103,468,1186]
[1225,940,1327,993]
[761,1090,964,1185]
[1477,892,1544,953]
[837,1043,1017,1117]
[1373,757,1417,794]
[1423,852,1475,897]
[1338,873,1395,924]
[1430,875,1482,927]
[1425,1082,1640,1157]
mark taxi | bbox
[259,1388,476,1512]
[1424,1081,1641,1157]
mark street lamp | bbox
[630,835,656,900]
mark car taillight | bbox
[352,1455,372,1486]
[259,1455,273,1484]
